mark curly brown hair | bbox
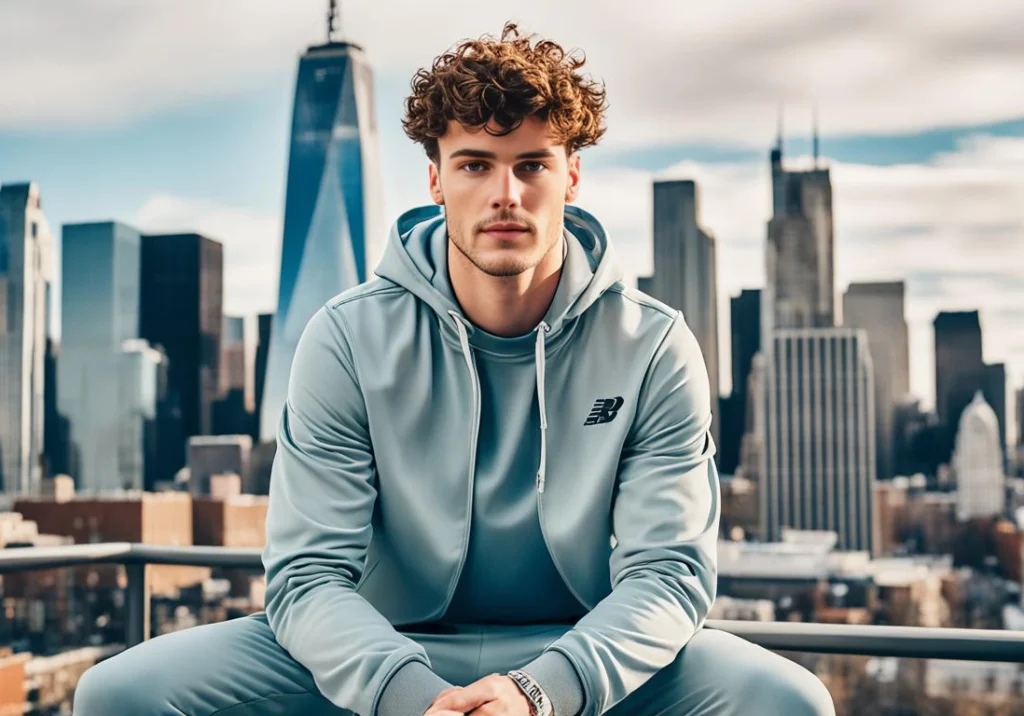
[402,22,608,163]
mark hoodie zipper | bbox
[533,322,592,612]
[434,312,483,620]
[537,481,593,612]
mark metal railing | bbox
[2,543,1024,663]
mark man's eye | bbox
[462,162,487,173]
[520,162,545,173]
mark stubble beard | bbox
[449,223,561,278]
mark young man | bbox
[74,23,834,716]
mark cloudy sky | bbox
[2,0,1023,423]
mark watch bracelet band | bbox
[506,669,553,716]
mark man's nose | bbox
[491,167,524,210]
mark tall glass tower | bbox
[0,182,54,497]
[260,5,384,439]
[60,221,142,493]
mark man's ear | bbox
[565,152,581,203]
[429,161,445,205]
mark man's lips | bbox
[482,223,530,237]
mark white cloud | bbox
[0,1,317,128]
[3,0,1024,144]
[134,194,281,317]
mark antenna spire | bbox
[775,102,784,155]
[812,102,820,167]
[327,0,342,43]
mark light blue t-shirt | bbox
[441,340,589,624]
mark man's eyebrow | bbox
[448,148,557,160]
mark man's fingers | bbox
[435,692,494,711]
[468,703,503,716]
[431,686,463,703]
[424,710,464,716]
[431,680,496,711]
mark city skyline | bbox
[1,1,1023,414]
[1,7,1024,711]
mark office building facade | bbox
[761,329,876,551]
[140,232,224,481]
[59,221,142,492]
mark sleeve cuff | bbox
[521,650,585,716]
[376,660,453,716]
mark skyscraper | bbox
[934,311,983,427]
[0,183,54,496]
[933,311,985,462]
[843,281,910,479]
[720,289,760,474]
[765,131,834,335]
[953,391,1004,521]
[982,363,1007,458]
[761,329,876,551]
[60,221,143,492]
[213,315,253,436]
[638,179,720,448]
[260,13,385,439]
[140,232,224,482]
[219,316,250,408]
[118,339,163,491]
[758,130,875,551]
[253,312,273,442]
[1017,386,1024,452]
[42,336,69,477]
[1016,386,1024,476]
[732,289,762,404]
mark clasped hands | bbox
[424,673,534,715]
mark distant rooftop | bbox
[719,529,954,583]
[306,39,364,54]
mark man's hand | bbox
[424,674,533,715]
[423,686,465,716]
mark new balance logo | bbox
[584,397,624,426]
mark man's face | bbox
[429,115,581,278]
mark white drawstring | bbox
[535,321,551,493]
[448,310,551,495]
[448,310,475,379]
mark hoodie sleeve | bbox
[262,305,454,716]
[522,311,720,715]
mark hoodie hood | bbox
[374,203,625,340]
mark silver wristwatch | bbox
[506,669,553,716]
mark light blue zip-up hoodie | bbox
[262,204,720,716]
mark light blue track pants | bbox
[73,613,834,715]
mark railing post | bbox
[125,562,150,647]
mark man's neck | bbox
[448,238,564,338]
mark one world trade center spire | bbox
[260,1,385,439]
